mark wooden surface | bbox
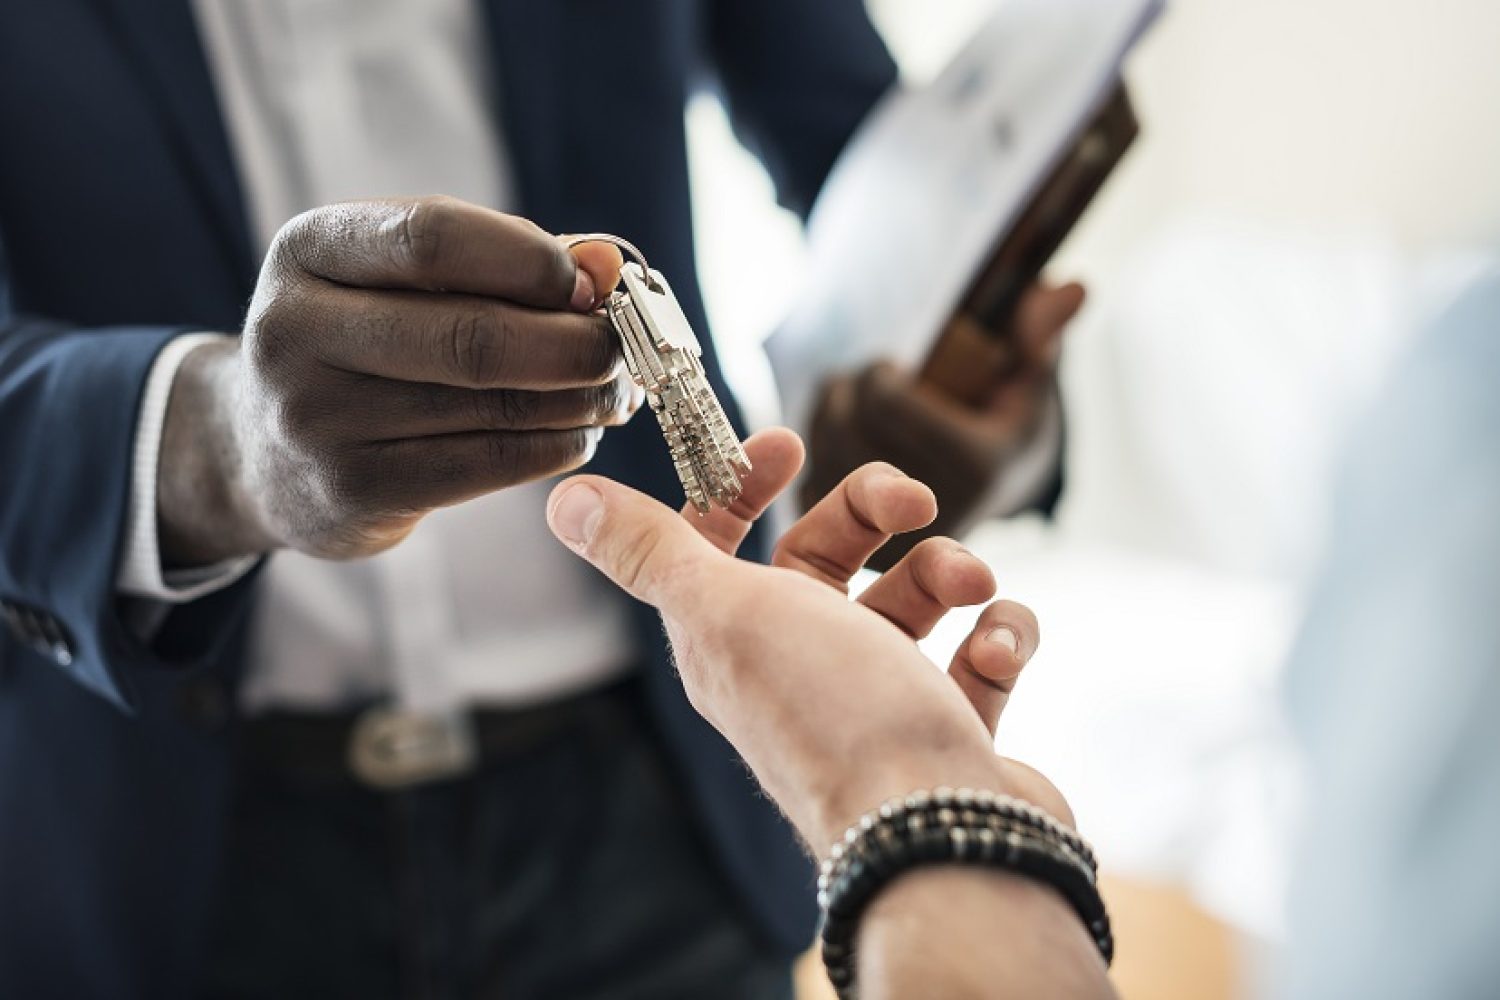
[794,875,1240,1000]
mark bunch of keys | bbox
[564,234,751,513]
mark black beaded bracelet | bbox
[817,787,1111,999]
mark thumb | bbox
[1014,281,1085,363]
[562,237,626,311]
[546,475,718,614]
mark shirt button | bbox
[34,613,76,667]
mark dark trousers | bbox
[199,680,793,1000]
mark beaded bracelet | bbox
[817,787,1111,998]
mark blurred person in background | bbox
[554,269,1500,998]
[0,2,1079,997]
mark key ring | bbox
[561,233,661,292]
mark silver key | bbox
[564,235,750,512]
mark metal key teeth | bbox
[671,406,724,511]
[695,384,750,472]
[602,273,751,513]
[656,398,713,511]
[664,421,708,507]
[643,363,738,512]
[663,410,723,512]
[681,380,746,503]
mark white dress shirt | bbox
[119,0,635,713]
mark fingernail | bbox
[551,483,603,548]
[985,626,1019,653]
[571,268,597,312]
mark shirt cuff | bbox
[116,333,258,602]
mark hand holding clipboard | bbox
[767,0,1161,555]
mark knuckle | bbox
[444,307,512,386]
[395,196,460,278]
[244,292,304,376]
[538,238,576,300]
[480,389,539,429]
[266,208,321,275]
[327,451,380,511]
[509,217,575,299]
[843,463,897,515]
[574,317,622,383]
[614,527,669,596]
[362,440,463,514]
[480,432,523,483]
[245,301,352,417]
[908,536,954,576]
[515,428,593,479]
[584,381,625,422]
[480,429,592,486]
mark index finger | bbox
[687,428,805,556]
[296,285,623,390]
[274,197,586,310]
[772,463,938,592]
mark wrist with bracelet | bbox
[817,786,1111,998]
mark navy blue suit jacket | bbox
[0,1,896,994]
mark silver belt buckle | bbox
[348,707,478,790]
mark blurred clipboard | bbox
[767,0,1164,423]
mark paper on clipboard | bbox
[766,0,1163,432]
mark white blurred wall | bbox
[1035,0,1500,576]
[864,0,1500,265]
[1070,0,1500,255]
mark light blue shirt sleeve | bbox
[1276,269,1500,999]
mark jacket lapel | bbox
[91,0,256,290]
[479,0,567,220]
[480,0,650,232]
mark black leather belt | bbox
[239,677,638,790]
